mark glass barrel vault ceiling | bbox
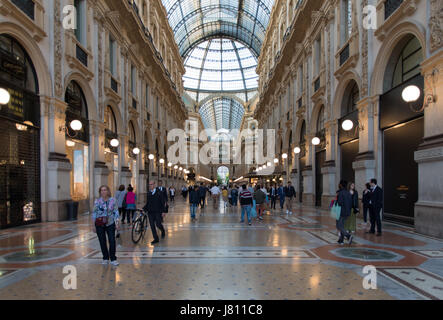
[199,97,245,132]
[161,0,275,131]
[183,38,258,103]
[161,0,275,57]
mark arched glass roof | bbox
[161,0,275,57]
[183,38,258,103]
[199,97,245,132]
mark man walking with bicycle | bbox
[143,181,166,245]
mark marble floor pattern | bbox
[0,198,442,300]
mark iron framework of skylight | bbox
[199,96,245,132]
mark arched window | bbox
[300,121,306,144]
[0,34,38,93]
[342,81,360,116]
[65,81,88,142]
[129,121,136,143]
[104,106,117,133]
[316,106,325,133]
[392,37,423,88]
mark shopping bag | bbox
[330,202,341,220]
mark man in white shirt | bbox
[210,184,221,209]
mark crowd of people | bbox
[90,178,383,265]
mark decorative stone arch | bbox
[103,98,124,135]
[197,93,246,110]
[0,22,52,97]
[63,72,98,122]
[332,70,362,120]
[283,127,293,152]
[128,118,141,144]
[310,99,327,134]
[371,21,427,97]
[294,117,307,145]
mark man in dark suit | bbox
[143,181,166,244]
[270,184,278,210]
[198,183,208,208]
[368,178,383,236]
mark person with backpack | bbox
[125,186,137,224]
[115,185,127,224]
[239,184,253,226]
[284,181,296,215]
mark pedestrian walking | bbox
[368,178,383,236]
[362,183,371,231]
[231,185,239,207]
[143,181,166,245]
[198,183,208,208]
[239,185,253,225]
[115,185,127,224]
[254,185,266,221]
[284,181,296,215]
[210,184,221,209]
[125,186,137,224]
[189,185,200,221]
[92,185,120,266]
[344,182,359,233]
[336,180,354,245]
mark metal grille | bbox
[0,117,40,228]
[385,0,403,19]
[11,0,35,20]
[76,44,88,67]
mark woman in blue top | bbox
[92,185,120,266]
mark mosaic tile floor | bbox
[0,198,442,300]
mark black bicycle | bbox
[131,209,148,244]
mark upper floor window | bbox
[131,66,136,95]
[298,65,303,94]
[342,81,360,116]
[74,0,87,46]
[104,106,117,133]
[109,36,116,77]
[314,37,321,76]
[341,0,352,46]
[145,84,150,109]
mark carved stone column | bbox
[90,120,109,203]
[44,97,72,221]
[321,121,337,208]
[302,134,315,206]
[414,52,443,238]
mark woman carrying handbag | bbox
[344,182,359,234]
[92,185,120,266]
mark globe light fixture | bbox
[132,147,140,155]
[267,161,272,167]
[148,154,155,160]
[294,147,301,154]
[66,140,75,147]
[312,137,321,146]
[341,119,354,131]
[402,85,421,103]
[70,120,83,131]
[159,158,165,164]
[174,165,178,170]
[274,158,279,164]
[179,167,183,171]
[110,138,119,147]
[168,162,172,167]
[282,153,288,159]
[0,88,10,105]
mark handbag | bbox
[330,202,341,220]
[95,216,108,227]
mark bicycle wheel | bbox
[142,215,149,238]
[132,217,143,244]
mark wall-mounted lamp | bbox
[274,158,279,164]
[341,119,364,132]
[282,153,288,159]
[267,161,272,167]
[294,147,301,154]
[110,138,119,147]
[132,147,140,155]
[402,81,437,113]
[66,140,75,147]
[179,167,183,171]
[174,165,179,170]
[168,162,172,167]
[148,154,155,160]
[0,88,10,106]
[60,120,83,138]
[159,158,165,164]
[312,137,321,146]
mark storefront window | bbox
[67,144,89,201]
